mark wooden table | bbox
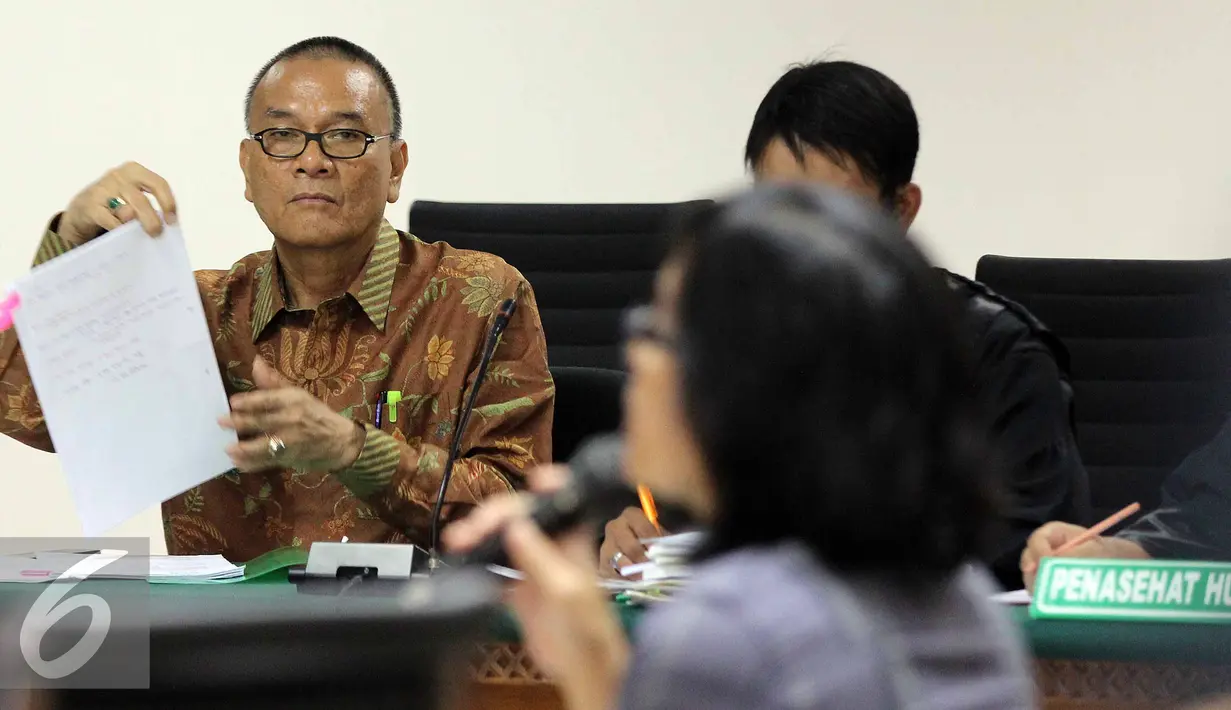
[470,605,1231,710]
[467,647,1231,709]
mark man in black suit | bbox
[601,60,1090,590]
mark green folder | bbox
[149,546,308,585]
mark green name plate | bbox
[1031,558,1231,623]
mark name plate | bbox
[1031,558,1231,623]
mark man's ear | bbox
[387,139,409,204]
[894,183,922,229]
[239,140,254,203]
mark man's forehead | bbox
[251,58,386,121]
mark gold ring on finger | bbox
[266,434,286,462]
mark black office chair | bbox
[975,256,1231,521]
[550,365,624,462]
[407,200,712,370]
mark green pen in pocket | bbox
[385,390,402,423]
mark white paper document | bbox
[0,552,243,583]
[486,564,524,581]
[991,589,1032,605]
[10,220,236,535]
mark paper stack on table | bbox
[644,531,703,580]
[603,532,703,602]
[607,535,1038,607]
[618,531,703,581]
[147,554,244,582]
[0,552,243,584]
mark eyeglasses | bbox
[622,305,676,348]
[248,127,393,159]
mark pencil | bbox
[1054,502,1142,555]
[637,484,660,533]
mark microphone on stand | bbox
[427,297,518,570]
[453,433,633,569]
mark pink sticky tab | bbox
[0,290,20,331]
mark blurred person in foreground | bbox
[446,185,1036,710]
[0,36,553,558]
[1022,414,1231,592]
[601,59,1089,589]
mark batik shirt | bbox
[0,217,554,561]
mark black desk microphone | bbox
[453,432,633,569]
[428,298,517,569]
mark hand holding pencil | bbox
[597,490,666,580]
[1019,502,1151,594]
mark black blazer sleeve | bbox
[977,333,1090,588]
[1118,414,1231,560]
[947,271,1091,590]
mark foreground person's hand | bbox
[445,466,629,710]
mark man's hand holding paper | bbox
[58,161,178,245]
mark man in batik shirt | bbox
[0,37,554,562]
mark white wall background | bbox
[2,0,1228,552]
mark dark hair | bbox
[670,185,1000,585]
[245,36,402,138]
[744,61,918,200]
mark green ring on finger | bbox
[106,197,126,211]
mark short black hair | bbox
[669,185,1000,586]
[245,36,402,139]
[744,60,918,200]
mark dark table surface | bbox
[4,552,1231,667]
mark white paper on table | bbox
[0,555,67,583]
[10,220,236,536]
[486,564,524,581]
[0,550,126,582]
[637,531,705,548]
[619,561,655,578]
[146,554,240,578]
[991,589,1032,605]
[0,553,243,582]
